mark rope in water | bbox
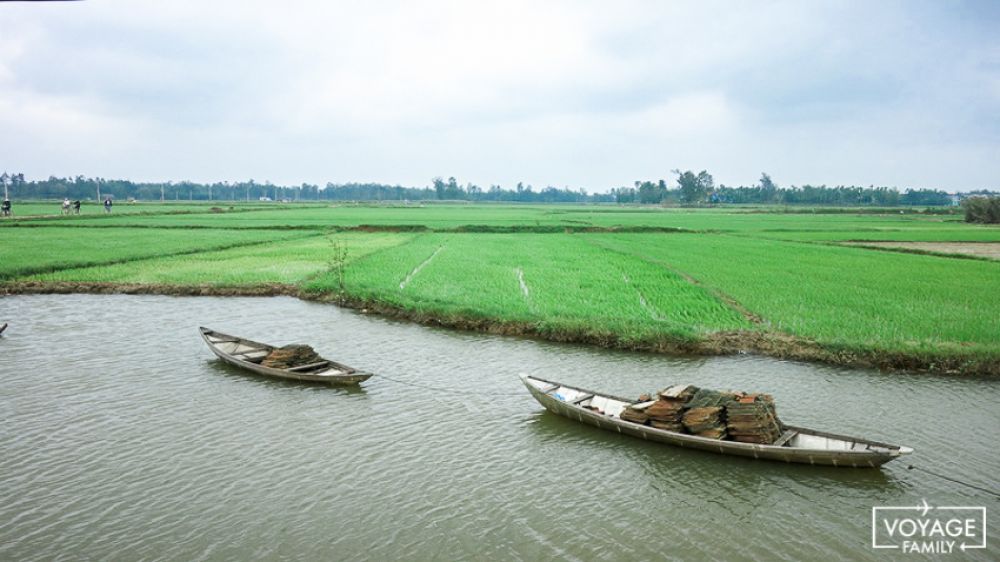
[906,465,1000,500]
[375,373,526,397]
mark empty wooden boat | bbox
[200,327,373,385]
[521,374,913,468]
[0,323,7,336]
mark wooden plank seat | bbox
[772,429,798,447]
[233,349,269,361]
[286,361,331,372]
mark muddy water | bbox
[1,294,997,561]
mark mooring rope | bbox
[906,465,1000,500]
[375,373,526,397]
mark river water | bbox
[1,295,996,561]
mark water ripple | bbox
[0,294,997,561]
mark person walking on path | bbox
[103,197,113,214]
[73,200,81,215]
[62,198,71,215]
[1,198,11,217]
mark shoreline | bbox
[3,280,997,377]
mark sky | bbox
[1,0,998,192]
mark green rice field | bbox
[0,227,308,280]
[2,203,998,374]
[27,233,413,287]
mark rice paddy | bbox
[3,203,998,374]
[26,233,413,287]
[0,227,307,280]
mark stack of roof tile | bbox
[724,394,782,444]
[261,344,322,369]
[682,406,727,440]
[644,385,697,432]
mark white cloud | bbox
[0,0,997,190]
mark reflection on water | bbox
[1,294,997,561]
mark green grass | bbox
[306,234,751,340]
[590,233,1000,355]
[0,227,308,280]
[25,232,414,286]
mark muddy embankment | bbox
[3,281,997,377]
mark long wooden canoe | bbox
[200,327,373,385]
[521,374,913,468]
[0,323,7,336]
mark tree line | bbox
[610,171,977,206]
[2,171,993,207]
[0,174,613,204]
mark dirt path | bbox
[843,241,1000,260]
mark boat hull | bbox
[201,328,372,385]
[522,375,909,468]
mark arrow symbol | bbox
[918,498,932,516]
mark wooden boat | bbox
[200,327,373,385]
[521,375,913,468]
[0,323,7,336]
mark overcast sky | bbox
[1,1,998,191]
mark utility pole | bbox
[1,172,9,200]
[96,178,101,202]
[161,184,165,202]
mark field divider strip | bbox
[1,231,325,282]
[399,245,445,289]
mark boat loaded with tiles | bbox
[200,327,373,385]
[521,374,913,467]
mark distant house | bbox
[259,196,272,202]
[948,194,962,206]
